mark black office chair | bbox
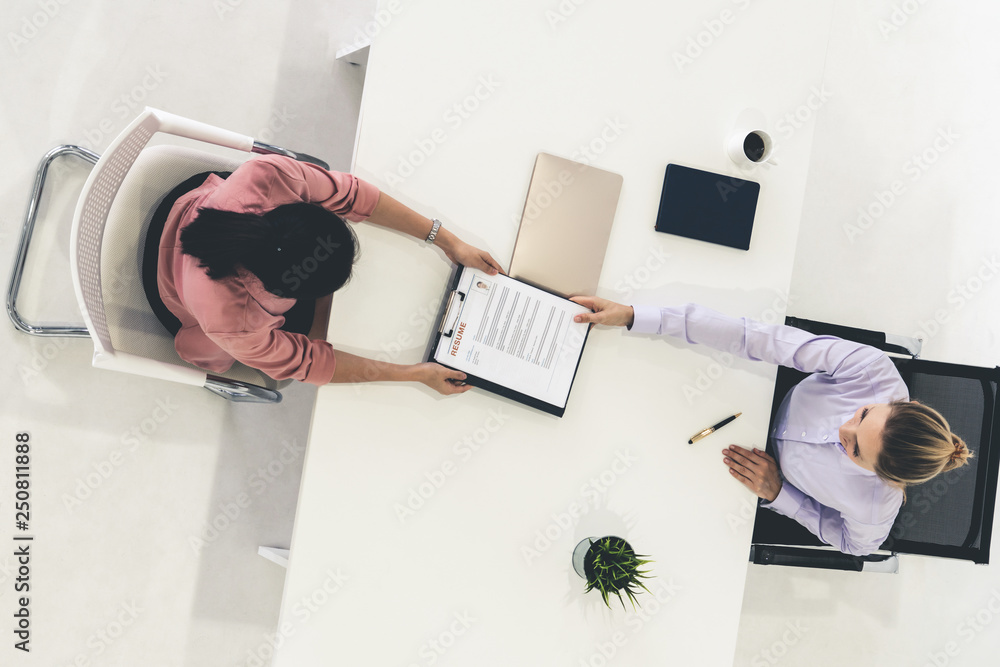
[749,317,1000,572]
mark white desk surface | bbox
[274,2,834,665]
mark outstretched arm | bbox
[571,296,885,380]
[327,349,471,396]
[365,192,504,276]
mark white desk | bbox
[274,2,833,665]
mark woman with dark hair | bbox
[568,297,972,556]
[153,154,501,395]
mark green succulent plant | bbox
[582,536,654,610]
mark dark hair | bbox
[875,400,973,489]
[180,203,359,299]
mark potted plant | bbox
[572,536,653,610]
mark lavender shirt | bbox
[630,303,907,556]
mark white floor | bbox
[1,1,999,666]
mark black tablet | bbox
[654,163,760,251]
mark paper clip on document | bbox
[438,290,466,337]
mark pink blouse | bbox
[156,155,380,385]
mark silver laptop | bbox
[509,153,623,298]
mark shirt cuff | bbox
[761,481,806,518]
[302,341,337,386]
[628,305,663,334]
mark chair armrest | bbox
[750,544,898,573]
[251,141,330,170]
[204,375,282,403]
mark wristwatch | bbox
[425,218,442,244]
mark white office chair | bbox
[7,107,331,402]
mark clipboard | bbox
[426,265,591,417]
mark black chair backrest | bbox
[887,359,1000,563]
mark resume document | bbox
[433,267,590,409]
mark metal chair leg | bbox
[7,145,100,337]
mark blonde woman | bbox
[571,297,972,556]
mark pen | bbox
[688,412,742,444]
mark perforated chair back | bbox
[69,108,287,389]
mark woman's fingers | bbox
[441,378,472,394]
[479,252,504,275]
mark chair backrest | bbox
[755,319,1000,564]
[70,108,254,358]
[887,358,1000,563]
[65,108,289,389]
[100,145,255,371]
